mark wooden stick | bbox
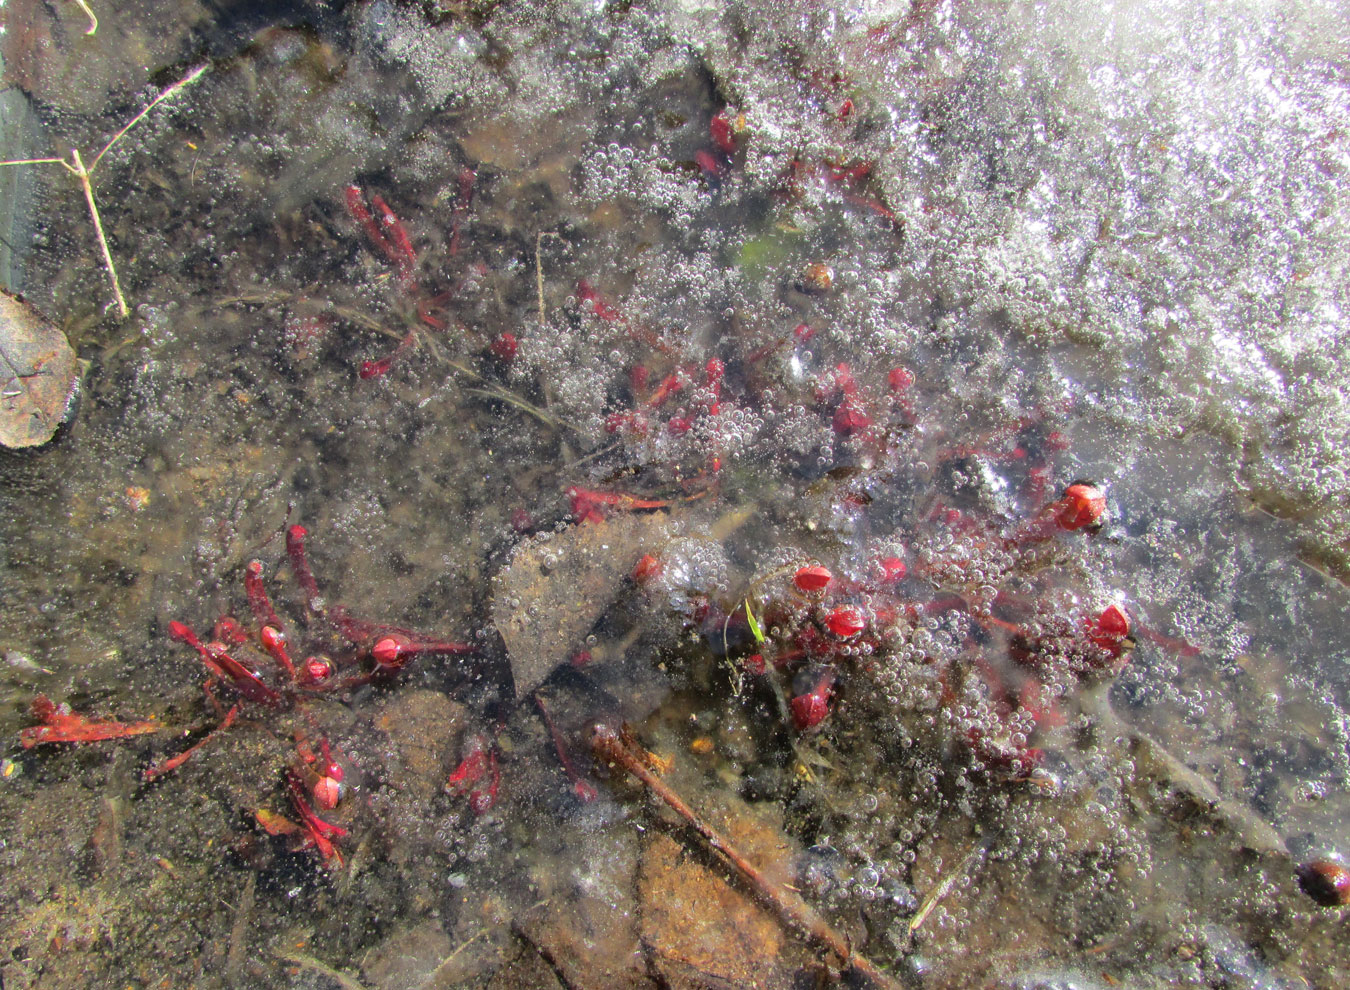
[591,724,903,990]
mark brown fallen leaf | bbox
[492,512,670,697]
[0,290,78,447]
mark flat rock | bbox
[493,513,670,697]
[639,790,799,990]
[373,689,468,805]
[515,823,648,990]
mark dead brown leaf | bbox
[492,512,670,697]
[0,290,78,448]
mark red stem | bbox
[535,694,598,802]
[143,705,239,780]
[244,560,282,631]
[372,633,472,668]
[358,329,417,379]
[345,184,396,262]
[285,525,323,608]
[370,194,417,271]
[260,626,299,683]
[170,621,283,707]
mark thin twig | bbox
[562,440,620,470]
[535,230,557,327]
[69,149,127,318]
[591,724,903,990]
[0,64,208,319]
[464,386,560,428]
[271,945,367,990]
[908,838,987,933]
[424,899,547,987]
[225,873,255,982]
[89,64,209,171]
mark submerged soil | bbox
[1,2,1348,988]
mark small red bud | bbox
[259,625,287,651]
[303,655,335,684]
[887,366,914,392]
[1088,604,1131,647]
[1055,483,1106,530]
[824,605,866,638]
[372,636,407,669]
[743,653,766,675]
[791,691,830,730]
[489,332,518,362]
[313,775,344,810]
[632,553,663,584]
[832,401,871,436]
[710,110,736,154]
[794,565,833,593]
[878,556,907,582]
[790,670,836,730]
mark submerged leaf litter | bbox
[1,2,1348,988]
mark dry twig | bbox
[591,723,903,990]
[535,230,558,326]
[0,64,208,318]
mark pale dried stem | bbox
[69,149,128,319]
[592,724,903,990]
[89,64,208,172]
[0,65,207,319]
[73,0,99,35]
[534,230,558,327]
[270,945,367,990]
[908,838,986,934]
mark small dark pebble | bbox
[739,768,786,802]
[1296,859,1350,907]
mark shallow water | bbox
[1,2,1348,988]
